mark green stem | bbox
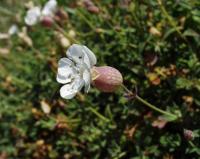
[122,84,178,119]
[88,107,110,123]
[76,10,96,30]
[188,141,196,148]
[135,95,177,119]
[156,0,186,41]
[121,84,132,94]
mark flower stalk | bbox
[135,95,177,119]
[122,84,178,119]
[89,107,110,123]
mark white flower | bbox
[56,44,97,99]
[8,24,18,35]
[24,0,57,26]
[42,0,57,16]
[24,7,41,26]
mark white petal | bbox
[58,58,73,71]
[60,84,77,99]
[41,9,52,16]
[8,24,18,35]
[66,44,84,64]
[42,0,57,16]
[58,57,74,67]
[83,69,91,92]
[84,83,90,93]
[56,74,71,84]
[25,7,41,26]
[66,44,95,68]
[83,53,91,69]
[72,77,84,91]
[83,46,97,67]
[75,62,90,74]
[58,67,74,77]
[57,58,77,81]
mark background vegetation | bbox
[0,0,200,158]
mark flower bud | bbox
[83,0,94,7]
[55,9,69,24]
[87,6,100,14]
[184,129,194,141]
[83,0,100,14]
[92,66,123,92]
[41,16,54,27]
[56,9,69,21]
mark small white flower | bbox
[24,7,41,26]
[42,0,57,17]
[24,0,57,26]
[8,24,18,35]
[57,44,97,99]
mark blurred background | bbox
[0,0,200,158]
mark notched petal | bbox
[60,84,77,99]
[83,69,91,92]
[58,58,73,67]
[72,77,84,92]
[56,74,71,84]
[66,44,85,64]
[83,46,97,66]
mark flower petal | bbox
[58,58,77,82]
[58,67,74,77]
[60,84,77,99]
[8,24,18,35]
[72,77,84,91]
[66,44,85,64]
[83,69,91,93]
[25,7,41,26]
[56,74,71,84]
[58,58,76,77]
[83,53,91,69]
[66,44,94,68]
[83,46,97,67]
[42,0,57,16]
[58,57,74,67]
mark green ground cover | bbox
[0,0,200,158]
